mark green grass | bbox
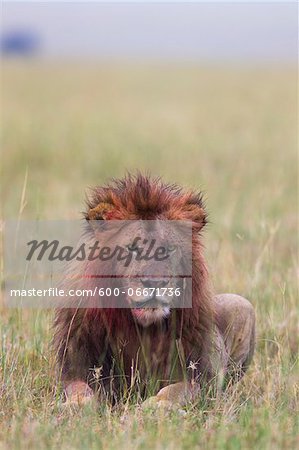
[1,61,298,449]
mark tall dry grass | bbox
[0,61,298,449]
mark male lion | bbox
[54,174,255,408]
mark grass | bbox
[0,61,298,449]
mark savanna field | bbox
[1,62,298,449]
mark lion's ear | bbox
[182,204,207,230]
[86,202,115,220]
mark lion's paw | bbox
[141,396,186,416]
[62,381,95,409]
[142,396,173,410]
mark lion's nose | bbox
[140,278,170,289]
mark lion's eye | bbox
[167,244,177,253]
[126,243,139,253]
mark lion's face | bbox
[85,175,206,327]
[92,220,190,327]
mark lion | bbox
[53,174,255,408]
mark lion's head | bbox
[83,174,208,327]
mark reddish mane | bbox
[85,173,208,224]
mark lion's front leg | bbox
[142,382,201,410]
[54,310,98,408]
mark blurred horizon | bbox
[2,2,297,63]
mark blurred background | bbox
[0,5,298,446]
[1,1,297,294]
